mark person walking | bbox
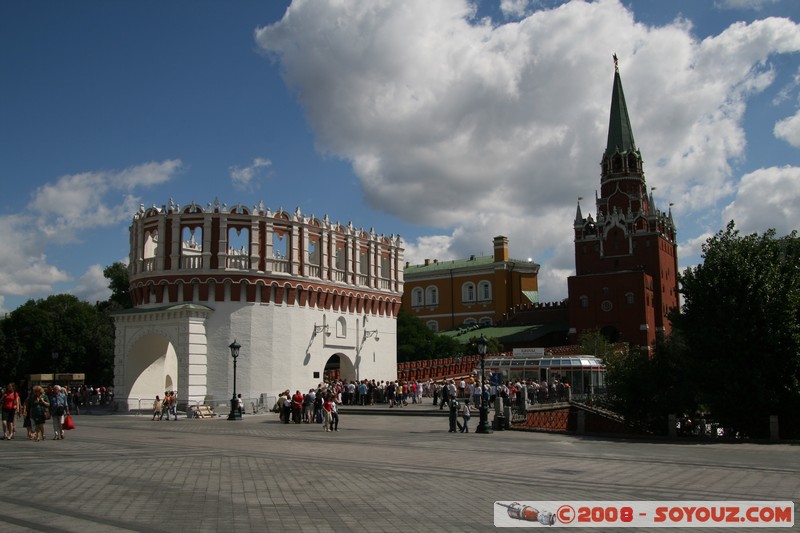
[330,397,339,432]
[152,395,162,420]
[2,383,21,440]
[322,395,333,432]
[448,397,459,433]
[162,392,172,420]
[460,399,472,433]
[169,391,178,420]
[30,386,49,442]
[49,385,69,440]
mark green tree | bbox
[580,328,694,434]
[579,328,616,359]
[103,262,132,310]
[672,222,800,438]
[0,294,114,384]
[396,309,463,361]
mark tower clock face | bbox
[601,300,613,312]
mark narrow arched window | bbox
[412,287,424,307]
[477,281,492,302]
[425,286,438,306]
[462,282,476,303]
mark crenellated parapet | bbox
[128,199,404,313]
[573,191,677,246]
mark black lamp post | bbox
[475,334,492,434]
[227,340,242,420]
[52,350,59,381]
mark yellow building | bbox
[402,236,539,331]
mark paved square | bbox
[0,408,796,532]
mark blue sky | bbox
[1,0,799,314]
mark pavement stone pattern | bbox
[0,403,796,532]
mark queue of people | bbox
[294,375,572,411]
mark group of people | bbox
[151,391,179,420]
[305,375,572,411]
[274,387,340,431]
[2,383,72,442]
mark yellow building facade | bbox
[402,236,539,331]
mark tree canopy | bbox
[103,262,132,310]
[0,263,130,386]
[0,294,114,384]
[396,308,466,361]
[670,222,800,438]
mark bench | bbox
[190,405,217,419]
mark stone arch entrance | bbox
[323,353,355,383]
[126,333,178,407]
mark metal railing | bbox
[117,396,273,417]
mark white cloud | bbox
[30,159,183,240]
[774,110,800,147]
[500,0,533,18]
[256,0,800,298]
[0,213,73,299]
[0,160,181,310]
[721,165,800,235]
[71,264,112,304]
[229,157,272,191]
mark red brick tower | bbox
[568,58,679,353]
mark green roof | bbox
[405,255,538,275]
[440,322,568,344]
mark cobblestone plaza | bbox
[1,408,797,532]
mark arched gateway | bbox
[113,200,403,411]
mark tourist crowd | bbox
[269,375,574,432]
[1,382,114,442]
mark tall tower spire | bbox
[605,54,637,158]
[568,54,679,354]
[599,56,646,218]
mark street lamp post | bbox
[227,340,242,421]
[52,350,59,382]
[475,334,493,434]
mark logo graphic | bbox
[496,502,556,526]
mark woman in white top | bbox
[330,398,339,431]
[459,399,472,433]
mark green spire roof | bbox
[604,64,637,158]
